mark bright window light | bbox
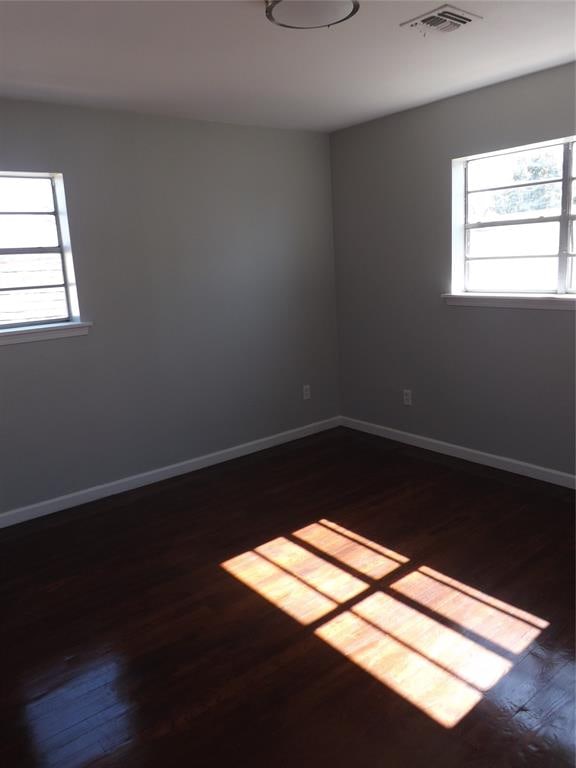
[0,172,81,329]
[452,137,576,295]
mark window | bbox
[0,172,86,339]
[449,137,576,307]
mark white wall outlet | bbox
[302,384,312,401]
[403,389,412,406]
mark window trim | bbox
[0,170,86,336]
[0,320,92,346]
[442,293,575,310]
[448,136,576,307]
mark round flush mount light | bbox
[265,0,360,29]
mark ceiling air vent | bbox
[400,5,482,35]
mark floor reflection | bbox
[24,653,133,767]
[222,520,550,728]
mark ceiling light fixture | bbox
[265,0,360,30]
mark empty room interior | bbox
[1,1,575,767]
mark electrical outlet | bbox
[303,384,312,401]
[403,389,412,406]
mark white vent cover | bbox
[400,4,482,35]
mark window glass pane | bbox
[0,177,54,213]
[468,222,559,258]
[571,180,576,215]
[468,182,561,223]
[568,258,575,291]
[467,145,563,191]
[571,221,576,255]
[0,214,59,248]
[0,287,68,326]
[0,253,65,289]
[466,258,558,293]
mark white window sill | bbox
[0,321,92,346]
[442,294,576,310]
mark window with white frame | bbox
[0,173,81,329]
[452,137,575,295]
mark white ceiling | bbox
[0,1,574,132]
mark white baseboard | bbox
[2,414,573,531]
[0,417,342,530]
[341,416,576,490]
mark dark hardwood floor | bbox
[1,427,574,768]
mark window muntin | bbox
[467,183,562,224]
[459,138,575,295]
[0,173,80,328]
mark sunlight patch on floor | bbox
[318,520,409,564]
[222,550,336,624]
[316,610,482,728]
[221,520,549,727]
[391,568,548,654]
[256,536,368,602]
[294,521,403,579]
[352,592,512,691]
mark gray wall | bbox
[1,64,574,517]
[0,99,340,513]
[331,64,576,474]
